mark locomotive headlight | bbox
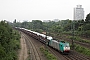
[64,47,70,51]
[65,47,67,48]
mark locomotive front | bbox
[63,43,70,53]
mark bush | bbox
[40,46,57,60]
[74,44,90,56]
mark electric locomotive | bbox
[48,39,70,53]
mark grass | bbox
[40,46,57,60]
[71,44,90,57]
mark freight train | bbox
[15,27,70,54]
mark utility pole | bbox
[45,26,48,49]
[72,20,75,49]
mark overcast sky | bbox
[0,0,90,22]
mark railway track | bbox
[61,35,90,49]
[19,33,28,60]
[74,41,90,49]
[47,46,68,60]
[47,45,90,60]
[62,37,90,49]
[20,31,90,60]
[22,32,42,60]
[63,50,90,60]
[50,33,90,49]
[20,31,68,60]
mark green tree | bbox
[32,20,43,30]
[85,13,90,23]
[0,20,20,60]
[82,24,90,31]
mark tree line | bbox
[13,13,90,38]
[0,21,20,60]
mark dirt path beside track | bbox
[18,33,28,60]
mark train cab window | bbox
[66,44,69,47]
[65,44,69,47]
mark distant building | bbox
[43,20,51,22]
[53,19,60,22]
[74,5,84,20]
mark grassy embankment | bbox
[40,46,57,60]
